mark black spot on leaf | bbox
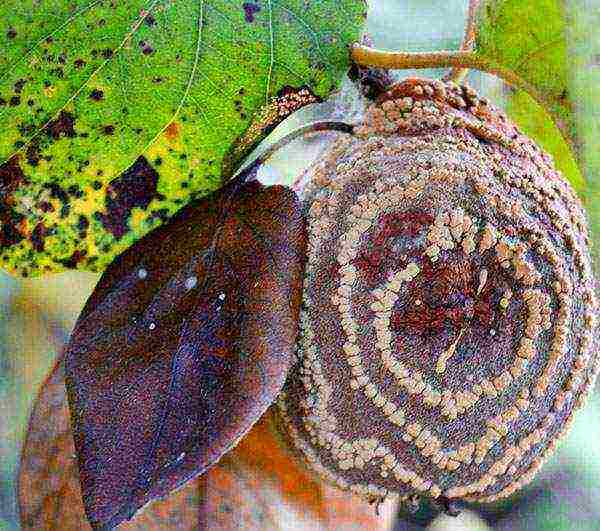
[96,156,160,239]
[139,41,155,55]
[14,79,26,93]
[26,142,41,167]
[89,89,104,101]
[67,185,84,199]
[38,201,54,213]
[0,156,25,197]
[242,2,261,22]
[31,223,46,252]
[60,249,87,269]
[46,111,76,140]
[0,156,26,248]
[77,215,90,235]
[46,183,69,205]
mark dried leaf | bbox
[18,357,201,530]
[19,360,395,530]
[64,170,306,529]
[199,409,397,530]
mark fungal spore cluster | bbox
[276,78,598,506]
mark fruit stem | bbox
[351,45,532,92]
[351,43,539,94]
[444,0,481,83]
[256,121,354,164]
[236,121,354,177]
[352,45,547,111]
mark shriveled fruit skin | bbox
[276,78,598,505]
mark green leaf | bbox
[0,0,366,277]
[474,0,575,153]
[503,88,584,194]
[565,0,599,277]
[474,0,599,275]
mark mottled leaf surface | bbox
[0,0,366,277]
[63,173,306,529]
[474,0,599,273]
[19,359,394,530]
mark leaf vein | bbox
[272,3,336,71]
[139,0,205,161]
[266,0,275,104]
[3,0,161,167]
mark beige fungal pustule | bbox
[275,78,598,509]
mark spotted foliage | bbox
[0,0,366,277]
[277,78,598,506]
[63,171,306,529]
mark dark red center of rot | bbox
[391,256,500,340]
[353,210,433,286]
[375,210,434,243]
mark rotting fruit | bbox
[275,78,598,510]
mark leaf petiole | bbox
[236,121,355,177]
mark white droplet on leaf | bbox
[138,268,148,279]
[185,276,198,290]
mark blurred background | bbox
[1,1,598,529]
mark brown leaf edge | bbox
[200,407,398,529]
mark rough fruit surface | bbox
[276,78,598,504]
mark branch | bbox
[445,0,481,83]
[349,43,576,156]
[350,46,530,89]
[350,44,535,96]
